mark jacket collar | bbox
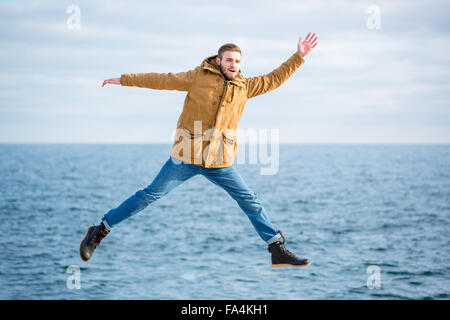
[201,55,246,88]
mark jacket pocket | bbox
[222,129,236,164]
[171,128,203,164]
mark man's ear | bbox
[215,56,220,66]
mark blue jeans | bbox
[102,157,283,244]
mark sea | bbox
[0,143,449,300]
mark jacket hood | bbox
[201,55,246,88]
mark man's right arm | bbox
[102,67,200,91]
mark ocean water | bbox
[0,143,449,300]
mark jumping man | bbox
[80,33,318,267]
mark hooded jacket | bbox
[120,53,304,168]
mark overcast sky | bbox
[1,0,449,143]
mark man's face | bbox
[216,51,241,80]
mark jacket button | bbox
[212,101,216,105]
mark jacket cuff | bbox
[120,74,127,86]
[292,53,305,66]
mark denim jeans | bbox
[102,156,283,244]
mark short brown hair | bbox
[218,43,241,59]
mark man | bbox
[80,33,318,267]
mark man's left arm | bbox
[246,33,318,99]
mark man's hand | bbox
[102,78,121,87]
[297,33,318,58]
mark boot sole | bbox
[272,261,311,268]
[79,227,92,262]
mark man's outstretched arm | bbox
[101,67,201,91]
[246,32,318,99]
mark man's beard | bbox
[219,64,237,80]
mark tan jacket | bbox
[120,53,304,168]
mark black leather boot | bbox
[79,222,109,262]
[268,231,310,268]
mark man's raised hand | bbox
[102,78,121,87]
[297,33,318,58]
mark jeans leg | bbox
[102,157,198,228]
[201,165,282,244]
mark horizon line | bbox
[0,142,449,145]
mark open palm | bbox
[297,33,318,58]
[102,77,120,87]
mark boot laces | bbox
[277,243,295,257]
[98,228,108,241]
